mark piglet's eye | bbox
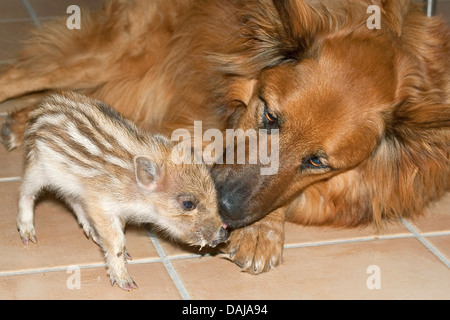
[182,201,196,211]
[177,195,198,212]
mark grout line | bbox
[0,257,164,278]
[0,59,15,65]
[401,218,450,268]
[22,0,41,28]
[146,230,191,300]
[0,17,33,23]
[0,177,21,183]
[168,253,208,261]
[283,233,416,250]
[421,230,450,237]
[127,257,163,265]
[0,262,106,277]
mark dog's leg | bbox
[0,51,118,150]
[0,16,118,150]
[2,104,36,150]
[222,207,285,274]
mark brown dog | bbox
[1,0,449,274]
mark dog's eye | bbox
[309,157,323,167]
[261,98,279,131]
[302,156,329,170]
[265,110,277,124]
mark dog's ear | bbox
[272,0,329,47]
[223,78,257,128]
[390,102,450,130]
[272,0,345,59]
[372,0,410,36]
[273,0,411,40]
[366,101,449,225]
[272,0,304,41]
[383,101,450,174]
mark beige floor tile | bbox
[284,220,410,246]
[173,238,450,300]
[409,193,450,233]
[156,219,411,259]
[155,229,218,258]
[426,235,450,262]
[0,181,159,273]
[0,263,182,299]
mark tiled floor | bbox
[0,0,449,300]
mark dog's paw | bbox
[222,210,285,274]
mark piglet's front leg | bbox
[89,209,137,291]
[106,249,138,291]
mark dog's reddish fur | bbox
[1,0,449,274]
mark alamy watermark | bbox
[171,121,280,176]
[366,265,381,290]
[66,266,81,290]
[65,4,381,31]
[66,5,81,30]
[367,5,381,30]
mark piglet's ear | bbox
[134,156,160,191]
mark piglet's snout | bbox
[209,225,230,248]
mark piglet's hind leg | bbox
[17,194,37,244]
[17,170,45,245]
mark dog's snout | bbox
[212,165,255,228]
[218,192,244,223]
[211,162,277,229]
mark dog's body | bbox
[1,0,449,273]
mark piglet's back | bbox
[24,91,171,180]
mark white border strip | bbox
[147,230,191,300]
[401,218,450,268]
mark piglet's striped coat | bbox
[17,91,228,290]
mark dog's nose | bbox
[218,193,241,220]
[216,182,251,228]
[210,163,259,228]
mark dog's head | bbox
[212,0,450,228]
